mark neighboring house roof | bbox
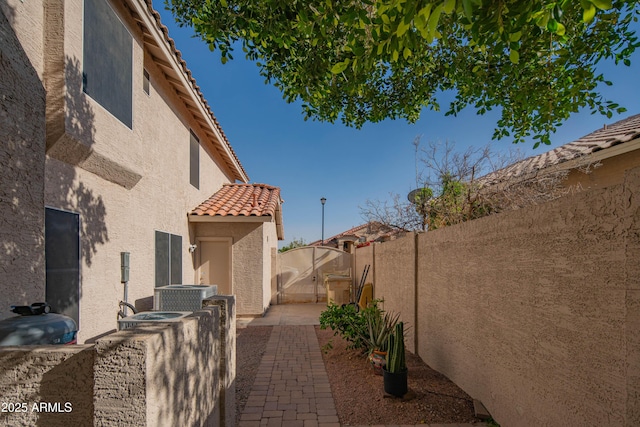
[325,223,376,241]
[123,0,248,182]
[310,221,403,246]
[189,184,284,239]
[482,114,640,185]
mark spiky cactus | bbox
[385,322,406,373]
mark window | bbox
[190,131,200,189]
[155,231,182,287]
[83,0,133,128]
[45,208,81,326]
[143,69,150,95]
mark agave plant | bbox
[385,322,406,374]
[358,300,400,354]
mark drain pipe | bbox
[121,252,130,316]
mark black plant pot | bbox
[383,368,408,397]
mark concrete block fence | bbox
[356,167,640,427]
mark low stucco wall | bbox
[0,345,95,426]
[94,308,220,427]
[204,295,236,427]
[359,166,640,426]
[0,296,236,427]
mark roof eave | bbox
[126,0,249,183]
[188,210,285,241]
[188,215,273,223]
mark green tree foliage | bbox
[278,237,307,252]
[166,0,638,146]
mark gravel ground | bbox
[235,324,481,425]
[315,326,481,426]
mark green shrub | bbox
[319,303,367,350]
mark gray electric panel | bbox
[121,252,130,283]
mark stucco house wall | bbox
[0,7,46,320]
[263,221,278,311]
[0,1,45,78]
[565,144,640,190]
[42,0,238,342]
[193,222,276,316]
[2,0,253,341]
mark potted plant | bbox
[383,321,408,397]
[356,300,399,374]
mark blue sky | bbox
[151,3,640,247]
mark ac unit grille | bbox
[154,285,217,311]
[118,311,191,330]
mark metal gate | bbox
[277,246,352,304]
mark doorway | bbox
[197,238,232,295]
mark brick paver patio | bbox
[238,304,487,427]
[239,325,339,427]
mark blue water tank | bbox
[0,303,77,346]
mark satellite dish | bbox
[407,188,433,203]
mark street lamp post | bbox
[320,197,326,246]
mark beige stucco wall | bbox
[0,0,45,78]
[354,243,374,296]
[0,0,241,341]
[195,221,276,316]
[2,0,266,339]
[94,309,220,427]
[263,221,279,311]
[565,147,640,190]
[0,345,95,426]
[418,170,638,426]
[0,7,46,319]
[0,302,233,427]
[359,166,640,426]
[367,237,417,353]
[204,295,237,427]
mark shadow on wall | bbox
[90,308,225,426]
[150,314,218,426]
[42,56,109,323]
[38,349,95,426]
[0,3,109,320]
[50,56,109,268]
[134,296,154,312]
[0,4,46,312]
[0,3,109,324]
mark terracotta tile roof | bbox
[139,0,248,182]
[309,222,403,246]
[482,114,640,185]
[191,183,282,217]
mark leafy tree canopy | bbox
[166,0,639,146]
